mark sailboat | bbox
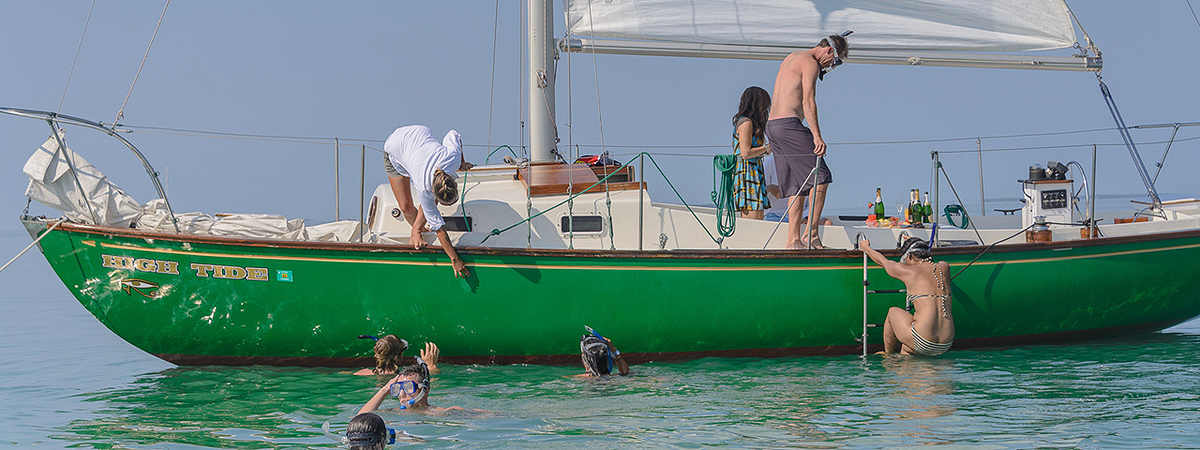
[7,0,1200,366]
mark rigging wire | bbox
[58,0,99,113]
[114,0,171,124]
[486,0,500,150]
[1188,0,1200,29]
[75,119,1200,158]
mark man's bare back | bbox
[769,49,820,122]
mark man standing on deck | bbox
[767,32,850,249]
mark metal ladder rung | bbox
[859,243,906,357]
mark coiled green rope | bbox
[712,154,738,238]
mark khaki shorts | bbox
[384,153,402,178]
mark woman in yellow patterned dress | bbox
[732,86,773,219]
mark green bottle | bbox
[922,191,933,223]
[873,188,885,219]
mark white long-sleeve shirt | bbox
[383,125,462,231]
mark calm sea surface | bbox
[2,231,1199,449]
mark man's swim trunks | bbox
[765,117,832,197]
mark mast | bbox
[528,0,557,162]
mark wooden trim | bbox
[518,163,644,197]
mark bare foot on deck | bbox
[799,236,824,250]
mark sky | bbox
[2,0,1199,239]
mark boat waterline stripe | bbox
[88,240,1200,272]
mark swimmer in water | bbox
[359,357,467,413]
[343,412,394,450]
[576,326,630,377]
[858,237,955,356]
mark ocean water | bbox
[2,231,1199,449]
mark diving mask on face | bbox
[818,30,853,81]
[394,357,431,409]
[390,380,420,397]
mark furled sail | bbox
[563,0,1100,71]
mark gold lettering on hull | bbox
[191,263,266,281]
[101,254,266,281]
[102,254,179,275]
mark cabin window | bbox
[561,215,604,233]
[443,216,474,232]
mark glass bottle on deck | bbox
[873,188,885,220]
[923,191,933,224]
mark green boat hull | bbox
[23,218,1200,366]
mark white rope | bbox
[58,0,98,113]
[114,0,171,124]
[0,220,66,275]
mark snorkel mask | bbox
[818,30,853,81]
[899,238,931,263]
[581,325,618,375]
[391,357,431,409]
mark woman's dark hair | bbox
[346,413,388,450]
[732,86,771,143]
[373,335,407,374]
[580,335,611,376]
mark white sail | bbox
[564,0,1098,71]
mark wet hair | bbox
[580,335,611,376]
[432,169,459,205]
[346,413,388,450]
[818,34,849,58]
[899,237,932,262]
[732,86,771,143]
[373,335,408,374]
[398,360,431,391]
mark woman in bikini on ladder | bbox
[858,236,955,356]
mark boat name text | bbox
[101,254,268,281]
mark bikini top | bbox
[906,261,950,318]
